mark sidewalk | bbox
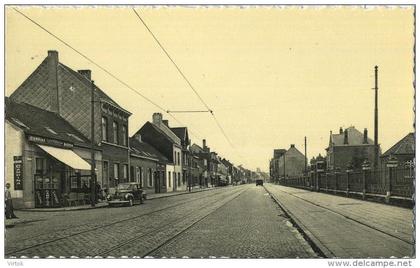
[264,183,414,258]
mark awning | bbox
[37,144,91,170]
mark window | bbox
[162,171,166,186]
[139,167,143,187]
[168,172,171,187]
[130,166,135,182]
[113,163,119,180]
[136,167,140,184]
[123,164,128,181]
[122,125,128,146]
[178,172,181,186]
[148,168,153,187]
[71,174,78,189]
[113,121,119,144]
[177,152,180,165]
[35,158,46,174]
[101,117,108,141]
[103,161,109,186]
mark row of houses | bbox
[5,50,252,209]
[269,126,415,183]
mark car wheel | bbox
[128,198,134,207]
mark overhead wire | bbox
[12,7,202,139]
[132,8,243,160]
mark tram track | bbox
[263,185,413,258]
[6,186,244,257]
[101,187,248,257]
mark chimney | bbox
[47,50,59,113]
[77,69,92,81]
[363,128,368,144]
[162,120,169,127]
[339,127,343,134]
[344,129,349,144]
[134,133,142,142]
[203,139,206,149]
[152,113,162,125]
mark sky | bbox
[5,5,415,172]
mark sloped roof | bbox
[129,138,168,163]
[190,144,205,154]
[137,121,181,146]
[5,98,90,146]
[59,63,130,114]
[382,133,415,157]
[171,127,187,140]
[331,126,374,146]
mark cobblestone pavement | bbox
[265,184,414,258]
[5,186,242,257]
[149,185,318,258]
[5,184,318,258]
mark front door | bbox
[154,171,160,193]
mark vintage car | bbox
[108,182,144,207]
[256,179,264,186]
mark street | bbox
[5,184,413,258]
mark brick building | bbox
[136,113,183,192]
[5,98,101,208]
[326,126,378,171]
[170,127,191,189]
[129,134,168,194]
[269,149,286,183]
[9,50,132,192]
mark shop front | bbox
[29,141,93,208]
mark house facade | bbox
[278,144,306,179]
[129,134,168,194]
[326,126,378,171]
[137,113,183,192]
[9,50,131,193]
[5,99,101,208]
[380,133,415,169]
[171,126,191,190]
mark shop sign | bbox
[28,135,73,148]
[13,156,23,190]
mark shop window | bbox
[148,168,153,187]
[35,158,46,174]
[122,125,128,146]
[71,176,78,189]
[113,121,119,144]
[102,117,108,141]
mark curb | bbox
[263,185,335,258]
[18,203,109,212]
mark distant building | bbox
[380,133,415,168]
[170,126,191,189]
[326,126,379,171]
[278,144,306,179]
[270,149,286,183]
[136,113,183,192]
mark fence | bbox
[279,166,414,201]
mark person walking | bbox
[5,183,18,219]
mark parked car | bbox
[256,179,264,186]
[108,182,143,207]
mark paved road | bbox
[265,183,414,258]
[5,184,316,258]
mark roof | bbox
[129,138,168,163]
[148,122,181,145]
[5,98,90,146]
[59,63,130,115]
[190,144,205,154]
[330,126,374,146]
[382,133,415,157]
[170,127,187,140]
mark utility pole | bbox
[90,80,96,207]
[304,136,307,175]
[374,66,379,170]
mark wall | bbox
[166,164,175,192]
[130,155,158,194]
[5,122,25,208]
